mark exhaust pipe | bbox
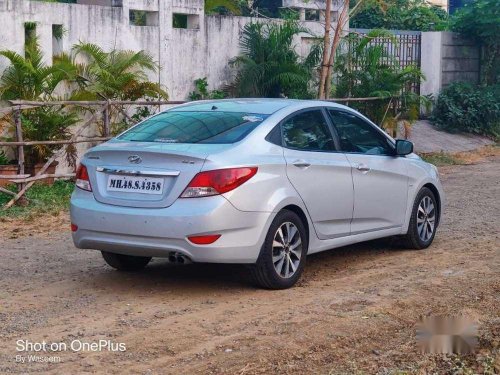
[168,252,192,264]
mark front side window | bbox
[119,111,268,144]
[328,110,394,155]
[281,110,335,152]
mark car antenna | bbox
[211,105,218,110]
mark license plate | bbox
[107,175,164,195]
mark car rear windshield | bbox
[118,111,268,144]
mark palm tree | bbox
[0,39,73,100]
[68,42,168,101]
[228,21,321,98]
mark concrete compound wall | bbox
[420,31,480,100]
[0,0,335,100]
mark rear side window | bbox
[119,111,268,144]
[281,110,335,152]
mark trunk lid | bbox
[84,140,231,208]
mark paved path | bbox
[407,120,494,153]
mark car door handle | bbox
[292,160,311,168]
[355,163,371,172]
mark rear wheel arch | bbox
[280,204,310,246]
[422,183,441,226]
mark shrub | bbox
[188,78,226,101]
[0,150,10,165]
[432,82,500,138]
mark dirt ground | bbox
[0,156,499,374]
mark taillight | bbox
[180,167,258,198]
[75,164,92,192]
[71,223,78,232]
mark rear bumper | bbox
[70,189,273,263]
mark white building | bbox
[0,0,343,100]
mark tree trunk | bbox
[325,0,350,99]
[318,0,333,99]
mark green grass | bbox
[0,180,74,218]
[420,152,463,166]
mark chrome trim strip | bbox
[349,225,401,236]
[96,167,180,177]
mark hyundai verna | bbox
[71,99,443,289]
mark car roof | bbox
[170,98,348,115]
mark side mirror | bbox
[395,139,413,156]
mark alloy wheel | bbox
[272,222,302,278]
[417,196,436,242]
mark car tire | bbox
[403,187,439,250]
[101,251,152,271]
[252,210,308,289]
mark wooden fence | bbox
[0,97,389,209]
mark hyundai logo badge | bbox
[128,155,142,164]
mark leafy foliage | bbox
[69,42,168,101]
[228,21,321,98]
[0,150,10,165]
[351,0,449,31]
[205,0,241,15]
[333,30,426,131]
[451,0,499,85]
[0,39,73,101]
[20,108,79,166]
[188,77,226,100]
[432,82,500,138]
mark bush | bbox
[432,82,500,138]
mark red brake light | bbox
[71,223,78,232]
[75,164,92,191]
[181,167,258,198]
[187,234,221,245]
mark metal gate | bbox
[348,29,422,95]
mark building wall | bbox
[420,31,480,100]
[0,0,334,100]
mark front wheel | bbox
[252,210,308,289]
[101,251,151,271]
[403,187,439,249]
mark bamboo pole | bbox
[13,106,25,191]
[9,100,185,106]
[8,173,75,184]
[0,174,30,179]
[9,100,108,106]
[103,101,110,137]
[0,187,16,196]
[0,137,111,147]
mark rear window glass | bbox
[118,111,268,144]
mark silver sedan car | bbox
[71,99,443,289]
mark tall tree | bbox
[318,0,367,99]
